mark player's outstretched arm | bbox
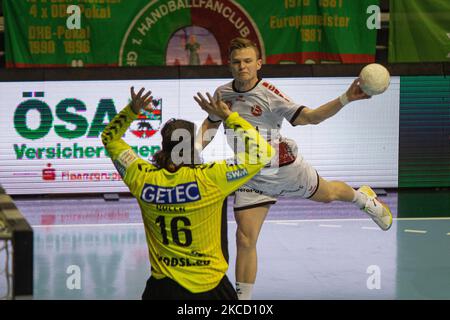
[194,92,223,150]
[102,87,153,151]
[101,87,156,197]
[195,117,221,151]
[129,86,153,114]
[195,91,275,195]
[292,78,371,126]
[194,92,274,167]
[194,91,231,120]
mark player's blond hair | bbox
[228,37,260,59]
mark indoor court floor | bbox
[5,189,450,300]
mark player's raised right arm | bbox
[194,90,224,151]
[101,87,155,197]
[195,117,221,150]
[194,91,274,195]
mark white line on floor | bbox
[361,227,380,230]
[276,222,299,226]
[319,224,342,228]
[404,229,427,234]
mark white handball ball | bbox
[359,63,390,96]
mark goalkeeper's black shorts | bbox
[142,274,238,300]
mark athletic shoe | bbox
[358,185,393,231]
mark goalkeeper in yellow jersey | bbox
[102,87,274,300]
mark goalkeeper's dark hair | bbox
[152,119,201,172]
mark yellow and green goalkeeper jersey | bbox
[102,105,274,293]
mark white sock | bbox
[352,189,368,209]
[235,282,253,300]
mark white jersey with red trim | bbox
[209,80,304,173]
[209,79,303,144]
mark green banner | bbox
[4,0,378,67]
[389,0,450,63]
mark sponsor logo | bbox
[129,98,162,139]
[12,92,161,160]
[42,163,56,181]
[44,163,122,181]
[14,94,118,140]
[157,254,211,267]
[251,105,262,116]
[14,143,160,161]
[61,171,122,181]
[236,187,263,194]
[117,149,138,168]
[140,182,201,204]
[262,82,290,102]
[226,168,248,181]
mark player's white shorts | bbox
[233,155,319,211]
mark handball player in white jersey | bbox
[195,37,393,300]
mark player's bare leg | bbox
[309,176,355,203]
[234,204,270,300]
[310,176,392,230]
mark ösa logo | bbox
[14,91,118,140]
[13,91,163,140]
